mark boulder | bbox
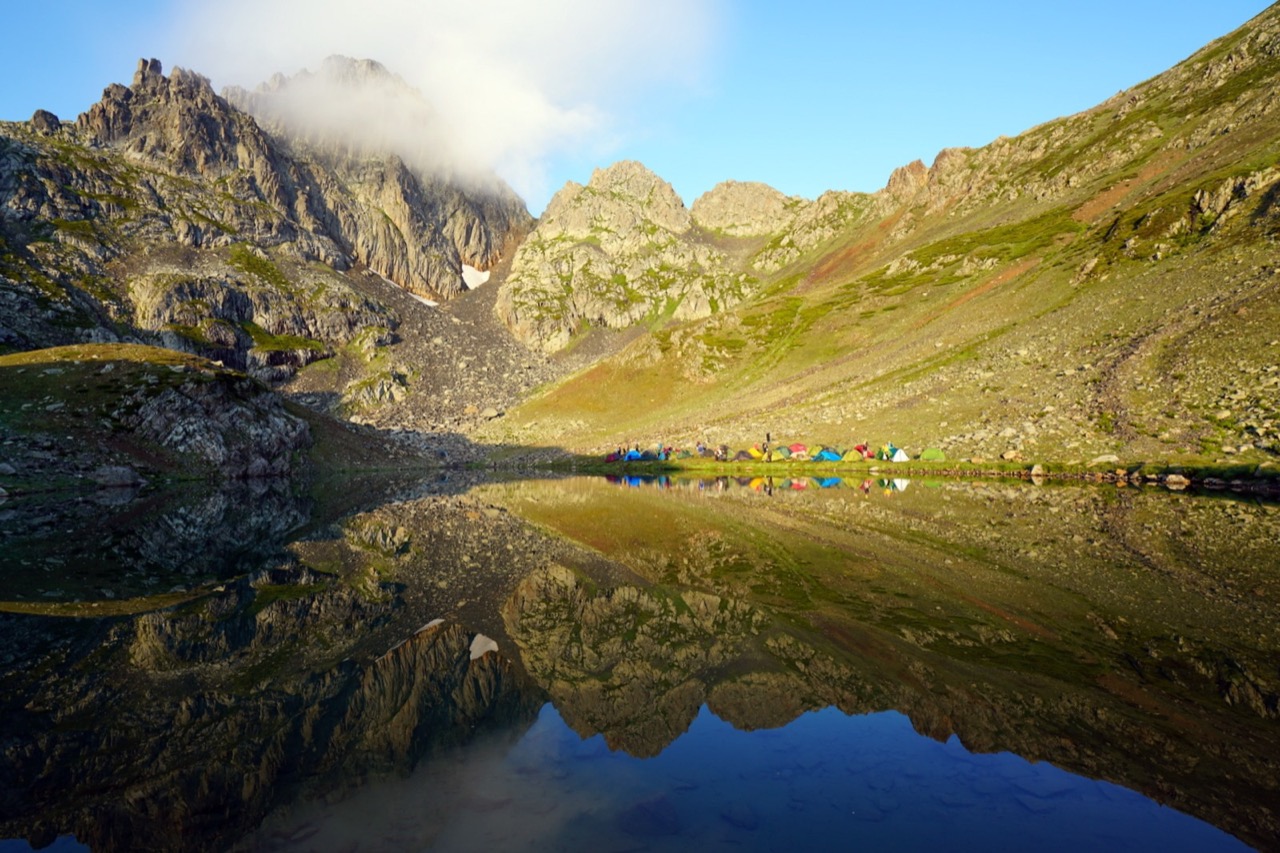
[30,109,61,134]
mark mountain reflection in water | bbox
[0,474,1277,851]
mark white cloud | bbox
[166,0,722,208]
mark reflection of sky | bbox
[242,703,1247,852]
[0,839,86,852]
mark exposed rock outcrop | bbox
[496,161,757,352]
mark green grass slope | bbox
[480,6,1280,468]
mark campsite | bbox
[596,439,1280,496]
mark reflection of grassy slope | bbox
[485,477,1280,846]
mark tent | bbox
[747,445,765,460]
[891,448,910,463]
[920,448,946,461]
[875,444,900,461]
[814,447,842,462]
[624,450,643,461]
[732,450,755,462]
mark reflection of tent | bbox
[814,447,842,462]
[788,479,809,490]
[920,448,946,461]
[893,478,910,492]
[816,477,843,488]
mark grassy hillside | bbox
[478,6,1280,468]
[0,343,405,493]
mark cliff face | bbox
[224,56,533,298]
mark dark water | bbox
[0,474,1277,851]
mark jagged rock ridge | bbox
[1,57,531,380]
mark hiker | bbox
[763,432,772,463]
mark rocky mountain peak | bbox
[691,180,798,237]
[318,55,397,86]
[882,159,928,203]
[535,160,690,239]
[497,161,761,352]
[75,56,265,180]
[224,54,446,174]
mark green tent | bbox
[920,448,947,462]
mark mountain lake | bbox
[0,472,1276,851]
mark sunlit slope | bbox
[485,6,1280,463]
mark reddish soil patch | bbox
[1072,150,1188,222]
[912,257,1040,330]
[808,208,905,286]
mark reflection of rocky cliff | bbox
[0,482,556,852]
[0,478,312,602]
[491,477,1280,850]
[0,567,542,853]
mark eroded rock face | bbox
[497,161,756,352]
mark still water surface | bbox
[0,474,1276,851]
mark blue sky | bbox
[0,1,1271,212]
